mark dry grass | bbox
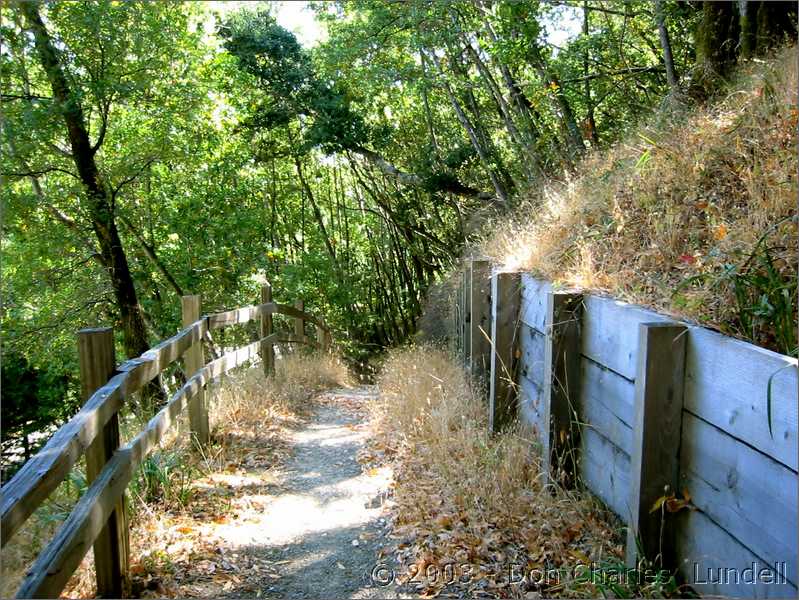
[368,345,672,598]
[479,46,797,354]
[1,351,349,599]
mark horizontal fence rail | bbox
[1,285,331,598]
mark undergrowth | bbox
[368,345,683,598]
[479,45,797,355]
[0,351,349,599]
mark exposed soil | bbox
[158,387,406,599]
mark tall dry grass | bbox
[373,345,658,597]
[479,45,797,353]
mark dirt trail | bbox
[198,386,402,599]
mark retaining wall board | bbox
[519,323,547,389]
[579,427,631,521]
[683,327,798,471]
[680,413,797,582]
[518,372,546,439]
[676,508,797,598]
[581,295,670,380]
[578,359,634,456]
[520,275,550,334]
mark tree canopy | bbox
[1,0,795,463]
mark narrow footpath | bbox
[175,387,403,599]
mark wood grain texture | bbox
[519,275,550,333]
[579,357,635,429]
[488,270,521,432]
[260,284,275,375]
[683,327,798,471]
[676,508,797,598]
[463,260,472,365]
[78,328,129,597]
[542,291,582,485]
[579,427,631,521]
[469,259,492,385]
[626,323,687,569]
[182,295,209,446]
[518,371,545,439]
[14,449,135,599]
[680,413,797,582]
[0,372,125,546]
[581,295,669,380]
[519,323,546,389]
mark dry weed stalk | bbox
[372,345,635,598]
[479,45,797,353]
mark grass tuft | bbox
[478,45,797,355]
[370,345,682,597]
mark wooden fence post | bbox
[182,295,209,447]
[541,291,583,486]
[626,322,687,570]
[260,283,275,375]
[316,324,331,352]
[294,299,305,342]
[469,259,492,388]
[462,259,472,367]
[78,327,129,598]
[488,270,521,432]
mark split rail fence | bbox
[0,284,331,599]
[454,258,798,598]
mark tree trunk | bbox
[427,50,510,203]
[583,1,599,145]
[654,0,679,93]
[21,1,151,362]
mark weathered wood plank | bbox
[182,296,209,447]
[680,413,797,582]
[519,323,546,389]
[463,260,472,365]
[489,270,521,432]
[578,371,633,456]
[626,323,687,569]
[261,284,275,375]
[581,295,669,380]
[78,328,129,597]
[542,291,582,484]
[518,372,546,440]
[14,449,135,599]
[117,316,208,396]
[579,427,631,521]
[519,274,550,334]
[469,259,492,385]
[579,357,635,429]
[0,372,125,546]
[208,302,330,333]
[683,327,798,471]
[676,508,797,597]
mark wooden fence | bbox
[0,284,331,599]
[453,258,798,598]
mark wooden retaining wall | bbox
[456,261,798,598]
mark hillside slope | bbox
[478,46,797,355]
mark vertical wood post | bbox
[294,299,305,341]
[469,259,492,388]
[453,269,463,356]
[626,322,687,570]
[182,295,209,447]
[260,283,275,375]
[316,324,331,352]
[488,270,521,432]
[462,259,472,367]
[541,291,583,486]
[78,328,129,598]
